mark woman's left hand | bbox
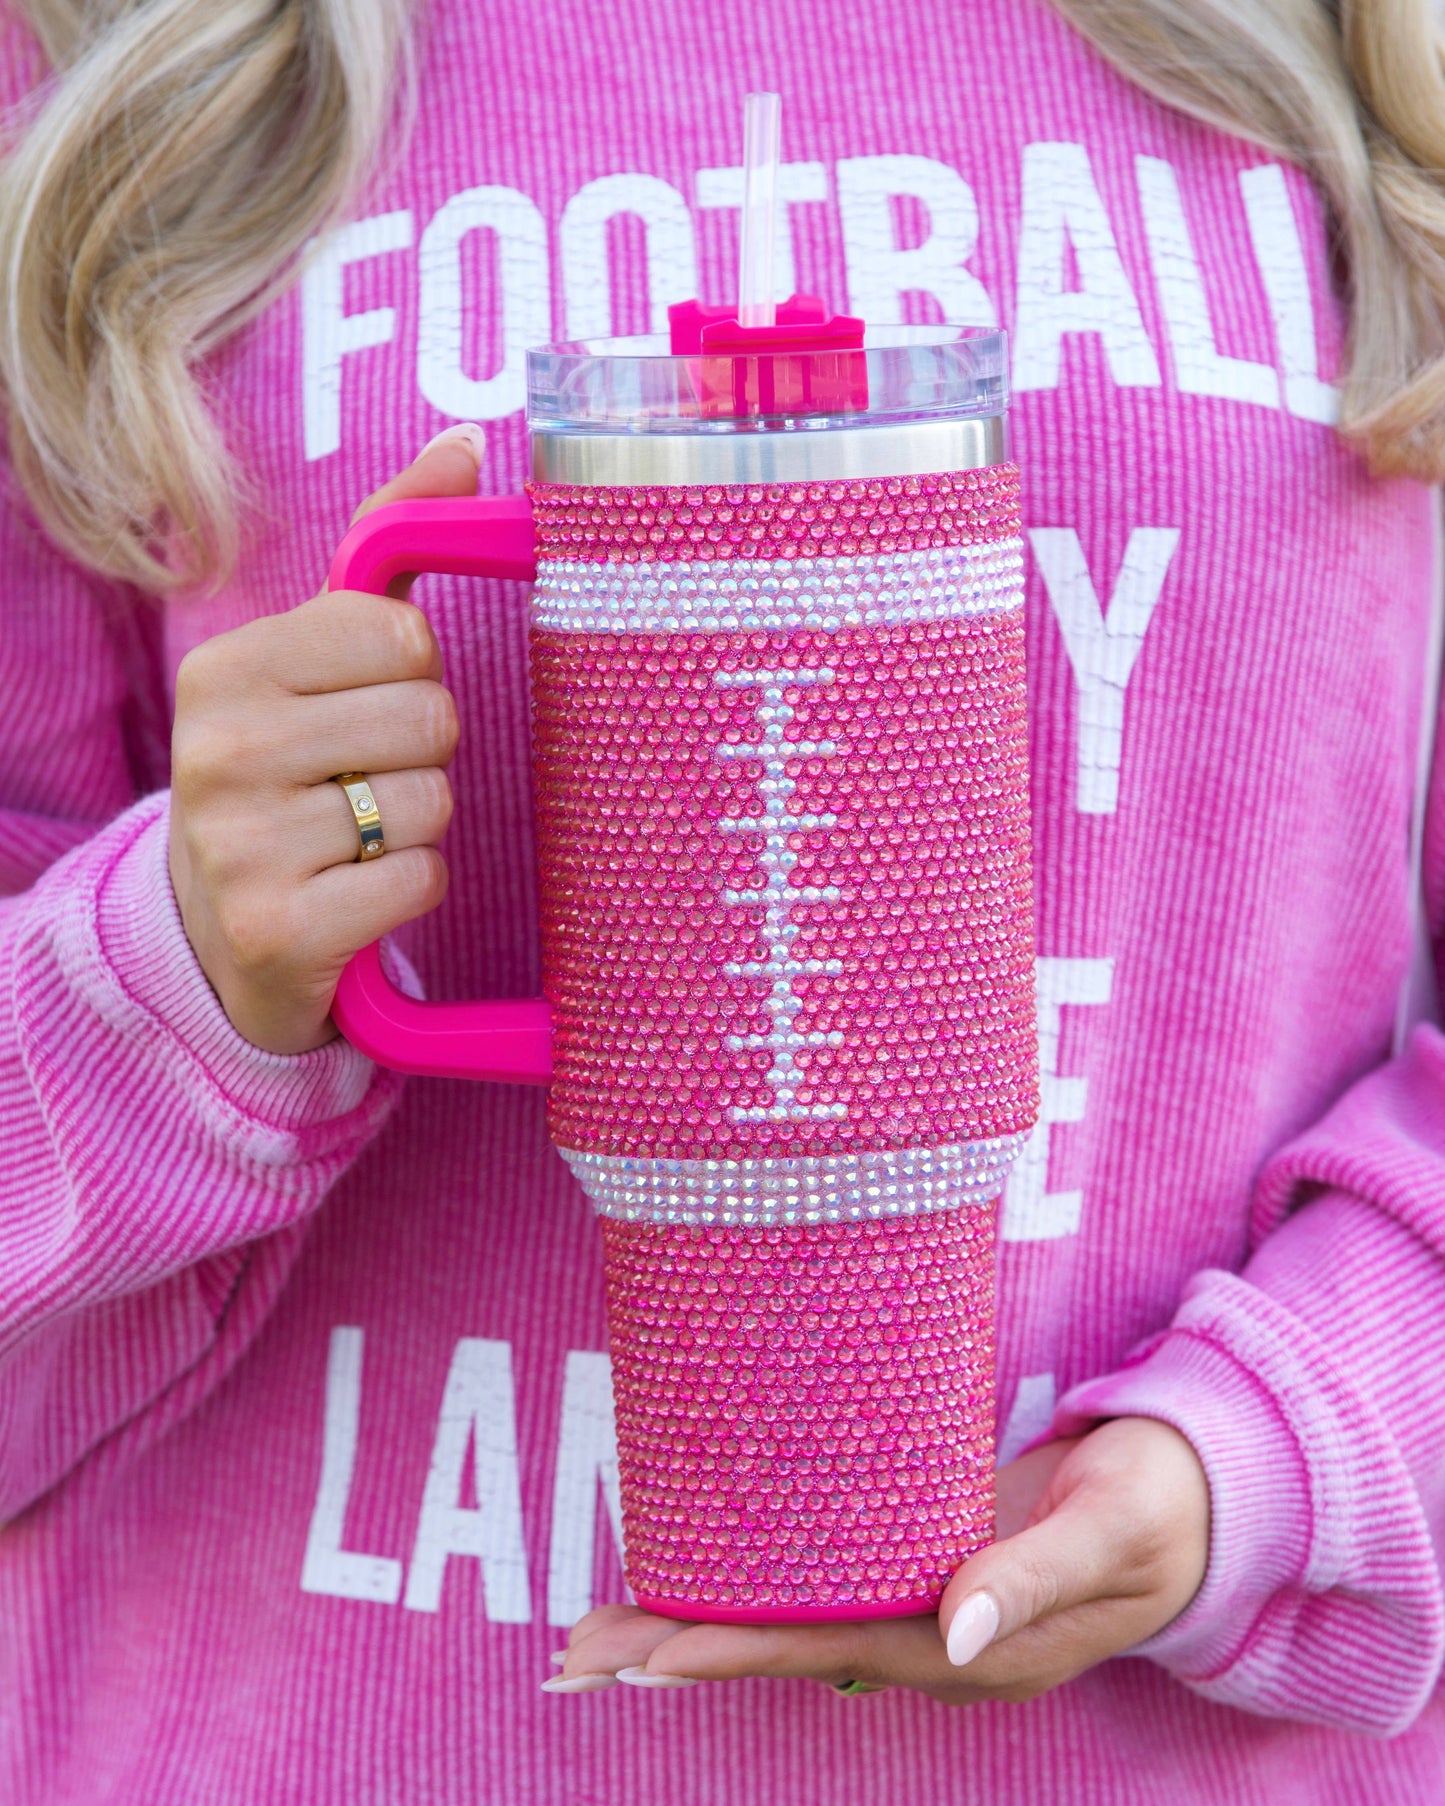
[550,1417,1209,1702]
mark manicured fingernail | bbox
[615,1665,699,1689]
[418,422,485,461]
[945,1591,1000,1668]
[548,1649,568,1667]
[540,1673,618,1693]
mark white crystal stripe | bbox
[711,663,847,1124]
[531,539,1025,636]
[562,1136,1029,1226]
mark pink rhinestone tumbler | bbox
[330,318,1038,1624]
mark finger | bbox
[350,423,485,526]
[172,675,455,814]
[305,844,450,961]
[606,1612,949,1690]
[259,680,459,786]
[939,1593,1173,1702]
[176,592,442,706]
[348,423,485,598]
[197,839,448,996]
[995,1437,1077,1540]
[302,767,453,873]
[565,1603,648,1648]
[278,591,444,693]
[939,1489,1132,1669]
[559,1607,698,1683]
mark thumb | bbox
[341,422,486,600]
[937,1484,1125,1670]
[349,422,486,527]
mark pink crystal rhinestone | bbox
[531,608,1035,1161]
[528,464,1036,1621]
[606,1209,997,1618]
[526,466,1022,564]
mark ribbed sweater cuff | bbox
[1055,1268,1444,1731]
[60,794,402,1166]
[1055,1303,1311,1680]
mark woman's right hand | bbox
[168,424,485,1056]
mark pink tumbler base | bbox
[632,1592,944,1626]
[606,1209,997,1620]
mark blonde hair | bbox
[1050,0,1445,478]
[0,0,412,593]
[1,0,1444,593]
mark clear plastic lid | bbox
[526,324,1007,435]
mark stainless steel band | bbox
[530,414,1008,486]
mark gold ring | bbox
[333,773,385,860]
[831,1679,889,1696]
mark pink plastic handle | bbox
[327,495,553,1083]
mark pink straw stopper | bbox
[665,93,868,414]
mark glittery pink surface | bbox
[605,1210,997,1618]
[529,467,1034,1619]
[532,611,1035,1159]
[526,466,1020,562]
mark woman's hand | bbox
[549,1417,1210,1701]
[168,424,485,1055]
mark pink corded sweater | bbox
[5,0,1445,1799]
